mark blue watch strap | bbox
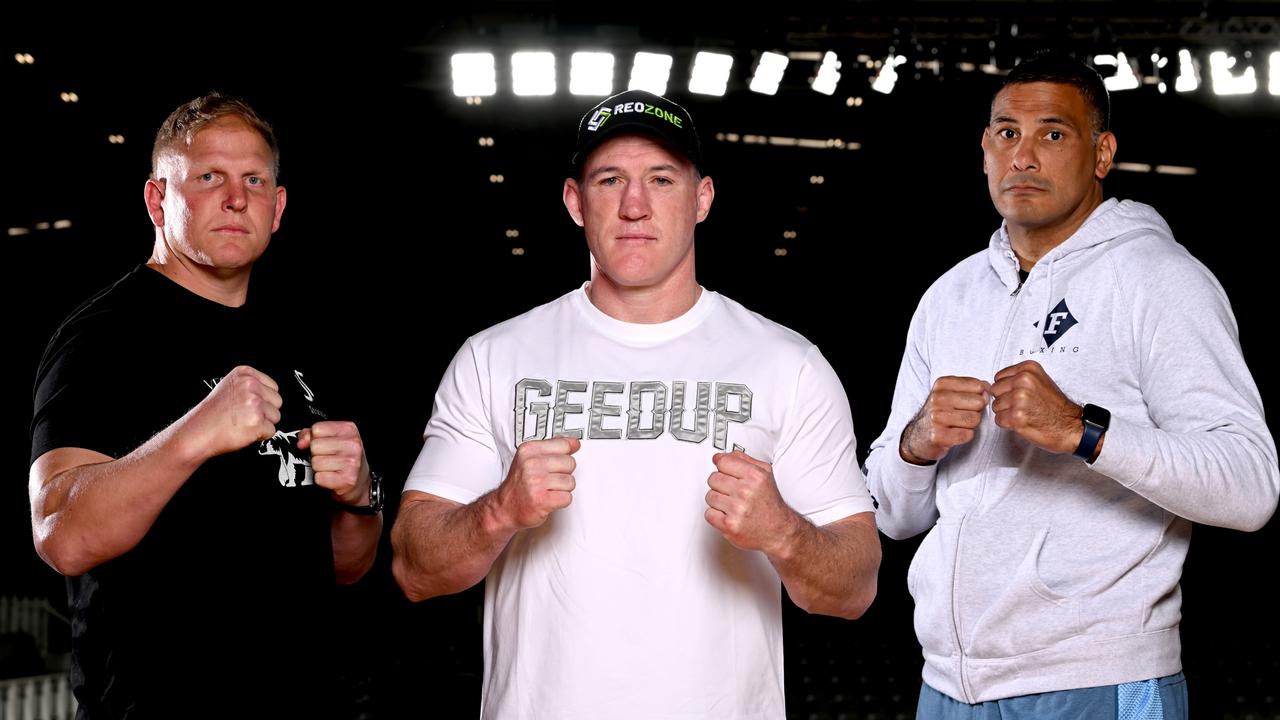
[1074,419,1105,460]
[1074,404,1110,461]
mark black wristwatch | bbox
[1073,404,1111,462]
[338,470,383,515]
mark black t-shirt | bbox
[32,266,344,719]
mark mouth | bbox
[1003,185,1047,195]
[1002,176,1048,194]
[212,226,250,234]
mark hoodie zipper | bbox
[950,265,1029,703]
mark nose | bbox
[1011,137,1038,172]
[618,180,651,221]
[223,183,248,212]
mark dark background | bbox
[4,5,1278,718]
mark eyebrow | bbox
[193,165,272,179]
[587,163,681,179]
[991,114,1078,129]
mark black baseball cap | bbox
[570,89,704,176]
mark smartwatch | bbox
[1073,404,1111,462]
[338,470,384,515]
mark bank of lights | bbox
[450,47,1280,100]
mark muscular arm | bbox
[391,436,580,602]
[31,438,205,577]
[298,421,382,584]
[768,511,880,619]
[331,510,381,584]
[390,490,518,602]
[706,451,880,619]
[30,365,281,576]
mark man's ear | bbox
[1094,131,1117,180]
[144,178,167,228]
[694,175,714,223]
[563,178,585,228]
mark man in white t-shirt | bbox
[391,89,880,719]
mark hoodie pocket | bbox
[907,523,957,658]
[963,526,1083,660]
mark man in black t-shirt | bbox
[29,94,383,719]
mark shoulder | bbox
[711,292,817,362]
[1095,202,1224,303]
[927,248,994,297]
[44,268,151,355]
[468,289,578,348]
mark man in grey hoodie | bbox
[864,51,1279,719]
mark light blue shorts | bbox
[916,673,1187,719]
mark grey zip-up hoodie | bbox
[864,198,1279,703]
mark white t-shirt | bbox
[406,285,874,720]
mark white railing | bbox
[0,598,65,657]
[0,674,77,720]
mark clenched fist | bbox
[494,437,581,530]
[183,365,281,461]
[990,360,1083,454]
[705,450,798,555]
[900,376,990,464]
[298,421,370,507]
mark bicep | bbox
[29,446,114,512]
[393,490,465,535]
[398,489,463,514]
[821,511,879,548]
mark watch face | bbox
[368,472,384,512]
[1083,404,1111,429]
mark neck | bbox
[586,260,700,324]
[1007,190,1104,271]
[148,241,251,307]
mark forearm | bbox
[391,490,518,602]
[1092,418,1280,531]
[863,431,941,540]
[863,311,946,540]
[331,510,382,584]
[768,512,880,619]
[30,420,207,576]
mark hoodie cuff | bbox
[1085,416,1149,490]
[883,443,942,494]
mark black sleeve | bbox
[30,305,142,465]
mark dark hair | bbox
[997,51,1110,136]
[151,93,280,179]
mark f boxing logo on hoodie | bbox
[1021,298,1082,356]
[1040,299,1078,347]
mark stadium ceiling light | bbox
[452,53,496,96]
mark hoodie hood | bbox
[986,198,1177,317]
